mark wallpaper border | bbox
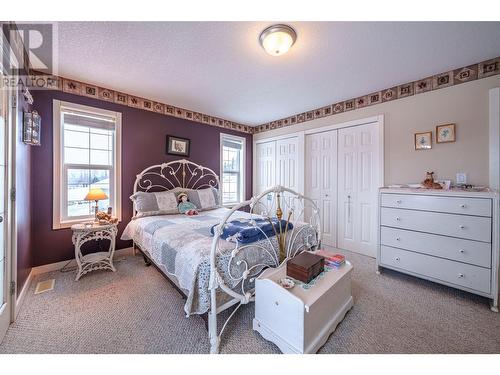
[253,56,500,134]
[29,72,254,134]
[30,55,500,136]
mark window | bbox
[53,100,121,228]
[220,134,246,205]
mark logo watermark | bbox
[1,22,58,90]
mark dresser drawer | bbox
[380,246,491,293]
[380,227,491,268]
[380,207,491,242]
[380,193,492,217]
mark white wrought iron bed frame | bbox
[131,159,321,353]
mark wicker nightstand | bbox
[71,223,118,281]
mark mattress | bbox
[121,207,318,315]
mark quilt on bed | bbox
[121,207,318,316]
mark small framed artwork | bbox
[166,135,190,157]
[436,123,456,143]
[414,131,432,150]
[23,110,41,146]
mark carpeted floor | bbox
[1,249,499,354]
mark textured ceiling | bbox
[56,22,500,126]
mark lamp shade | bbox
[84,188,108,201]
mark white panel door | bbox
[276,137,299,219]
[0,75,9,343]
[255,141,276,195]
[305,131,337,247]
[338,123,381,257]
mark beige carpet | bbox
[1,250,499,354]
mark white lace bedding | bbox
[121,207,318,316]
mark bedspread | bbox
[121,207,318,315]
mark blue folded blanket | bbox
[210,218,293,244]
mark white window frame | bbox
[52,100,122,229]
[220,133,246,207]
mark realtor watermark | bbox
[1,22,58,90]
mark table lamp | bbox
[84,188,108,221]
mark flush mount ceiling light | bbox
[259,24,297,56]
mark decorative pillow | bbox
[130,190,179,218]
[187,187,220,211]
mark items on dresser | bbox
[287,252,324,283]
[254,257,354,353]
[377,188,499,312]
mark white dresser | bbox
[377,188,499,312]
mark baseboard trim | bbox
[31,247,134,276]
[15,268,34,319]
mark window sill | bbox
[53,217,121,230]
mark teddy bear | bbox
[96,211,118,224]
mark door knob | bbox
[459,249,465,254]
[458,273,464,278]
[459,225,465,229]
[0,216,3,223]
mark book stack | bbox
[315,250,346,268]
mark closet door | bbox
[305,131,337,247]
[276,137,300,219]
[255,141,276,195]
[338,123,380,257]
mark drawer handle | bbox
[459,249,465,254]
[458,273,464,278]
[459,225,465,229]
[460,204,466,208]
[275,301,279,306]
[395,257,400,261]
[396,200,402,204]
[396,237,401,241]
[396,217,401,221]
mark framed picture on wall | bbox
[414,131,432,150]
[23,110,42,146]
[166,135,190,157]
[436,123,456,143]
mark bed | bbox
[121,160,321,353]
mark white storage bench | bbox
[253,259,353,354]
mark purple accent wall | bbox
[16,90,33,290]
[30,90,253,266]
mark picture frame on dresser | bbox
[376,188,499,312]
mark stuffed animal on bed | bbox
[177,192,199,216]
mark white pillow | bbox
[130,190,180,218]
[198,188,217,210]
[155,191,178,212]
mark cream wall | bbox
[254,74,500,187]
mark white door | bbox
[255,141,276,213]
[338,122,381,257]
[305,130,337,247]
[0,75,10,342]
[276,137,299,219]
[255,141,276,195]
